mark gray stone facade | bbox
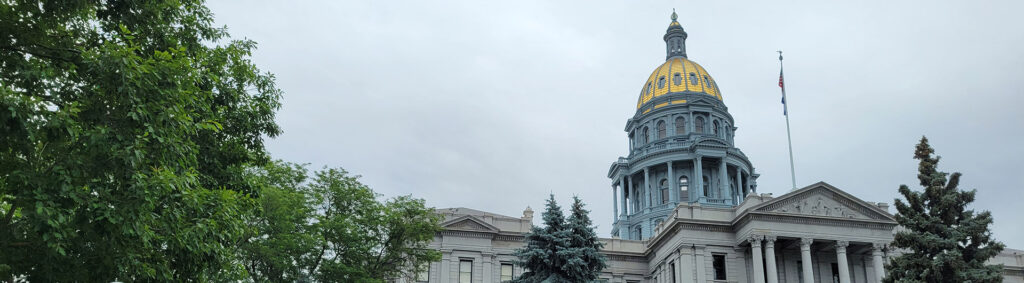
[397,11,1024,283]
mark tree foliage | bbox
[1,0,281,281]
[238,161,443,283]
[513,195,606,283]
[884,137,1005,283]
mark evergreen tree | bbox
[513,195,571,283]
[561,196,608,282]
[884,137,1005,282]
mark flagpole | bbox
[778,51,797,191]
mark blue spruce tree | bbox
[561,196,608,282]
[513,195,571,282]
[884,137,1005,282]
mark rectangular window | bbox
[797,261,804,283]
[500,263,513,282]
[670,262,677,283]
[831,262,840,283]
[712,254,726,280]
[661,188,669,204]
[416,266,429,282]
[459,260,473,283]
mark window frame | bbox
[459,260,473,283]
[500,263,514,282]
[712,253,727,280]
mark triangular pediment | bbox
[752,182,895,221]
[441,215,500,232]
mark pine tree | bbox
[561,196,608,282]
[513,195,571,283]
[884,137,1005,282]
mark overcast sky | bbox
[207,0,1024,249]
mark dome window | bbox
[658,76,666,89]
[673,73,683,85]
[656,121,666,139]
[695,117,705,134]
[675,117,686,135]
[689,73,698,85]
[679,176,689,202]
[703,76,711,87]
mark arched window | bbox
[689,73,698,85]
[658,76,666,89]
[695,117,705,134]
[673,73,683,85]
[660,179,669,204]
[703,75,711,87]
[642,127,649,144]
[679,176,689,201]
[675,117,686,135]
[656,121,666,139]
[702,176,710,197]
[713,120,720,136]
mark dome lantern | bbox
[664,9,688,60]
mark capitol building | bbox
[406,12,1024,283]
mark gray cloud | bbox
[208,0,1024,248]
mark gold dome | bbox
[636,57,721,110]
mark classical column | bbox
[667,161,676,203]
[836,241,851,283]
[872,243,886,283]
[643,167,651,209]
[750,235,766,283]
[612,184,619,220]
[733,166,742,202]
[719,159,728,200]
[622,175,630,213]
[694,156,703,200]
[764,236,778,283]
[800,238,814,283]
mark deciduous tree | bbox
[0,0,281,280]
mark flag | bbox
[779,70,787,115]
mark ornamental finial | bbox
[671,9,678,21]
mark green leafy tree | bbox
[307,167,442,283]
[239,160,319,282]
[513,194,573,283]
[561,196,607,282]
[0,0,281,281]
[884,137,1005,282]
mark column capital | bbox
[749,234,764,248]
[800,238,814,249]
[872,242,887,251]
[836,240,849,250]
[764,235,777,249]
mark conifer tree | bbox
[513,195,571,282]
[884,137,1005,282]
[561,196,608,282]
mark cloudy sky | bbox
[207,0,1024,248]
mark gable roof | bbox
[748,181,896,222]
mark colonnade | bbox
[748,235,888,283]
[611,157,752,218]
